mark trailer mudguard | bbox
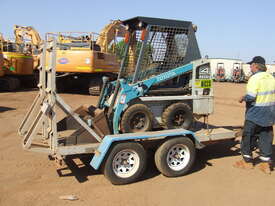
[90,128,203,170]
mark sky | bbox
[0,0,275,63]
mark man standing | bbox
[234,56,275,174]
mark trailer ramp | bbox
[18,38,102,156]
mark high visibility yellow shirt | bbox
[244,71,275,126]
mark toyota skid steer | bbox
[92,16,213,135]
[19,17,239,185]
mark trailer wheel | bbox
[154,137,195,177]
[103,142,147,185]
[162,102,193,129]
[121,104,153,133]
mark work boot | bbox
[257,162,273,174]
[233,159,254,170]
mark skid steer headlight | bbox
[120,94,126,104]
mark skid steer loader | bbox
[87,16,213,135]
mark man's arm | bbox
[243,94,256,103]
[239,94,256,103]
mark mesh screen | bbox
[122,25,189,81]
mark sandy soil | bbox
[0,82,275,206]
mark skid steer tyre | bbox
[154,137,195,177]
[121,104,153,133]
[103,142,147,185]
[162,102,193,130]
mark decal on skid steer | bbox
[195,79,212,88]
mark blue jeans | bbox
[241,120,274,162]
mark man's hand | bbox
[239,96,244,103]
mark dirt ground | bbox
[0,82,275,206]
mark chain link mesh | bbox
[122,25,189,81]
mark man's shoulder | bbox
[250,72,271,80]
[247,73,258,83]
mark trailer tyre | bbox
[121,104,153,133]
[103,142,147,185]
[154,137,195,177]
[162,102,193,129]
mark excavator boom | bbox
[96,20,126,53]
[14,25,42,47]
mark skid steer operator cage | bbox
[120,17,201,83]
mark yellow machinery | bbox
[49,20,125,95]
[0,31,34,91]
[11,21,125,94]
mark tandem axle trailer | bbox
[18,33,240,185]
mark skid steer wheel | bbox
[121,104,153,133]
[103,142,147,185]
[162,102,193,130]
[154,137,196,177]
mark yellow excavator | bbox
[0,29,35,91]
[13,25,42,70]
[52,20,126,95]
[15,20,125,95]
